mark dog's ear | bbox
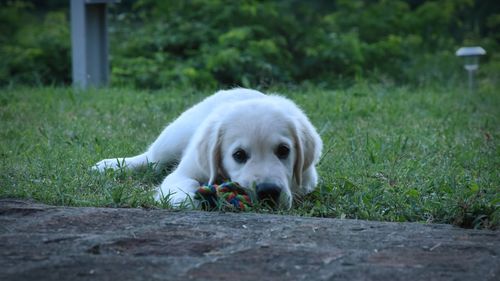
[293,116,323,189]
[194,119,223,184]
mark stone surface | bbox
[0,199,498,281]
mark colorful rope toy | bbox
[195,182,253,211]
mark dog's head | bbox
[195,96,322,209]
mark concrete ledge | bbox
[0,199,498,280]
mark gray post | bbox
[467,68,474,94]
[71,0,117,88]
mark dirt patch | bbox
[0,199,498,281]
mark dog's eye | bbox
[233,149,249,164]
[275,144,290,160]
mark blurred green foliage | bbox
[1,0,498,88]
[0,1,70,86]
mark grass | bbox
[0,83,498,229]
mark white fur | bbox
[93,88,322,209]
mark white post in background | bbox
[455,46,486,94]
[71,0,118,88]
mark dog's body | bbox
[94,88,322,209]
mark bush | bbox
[0,2,70,86]
[1,0,498,88]
[108,0,500,88]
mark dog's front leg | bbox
[155,170,202,208]
[93,153,151,172]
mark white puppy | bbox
[94,88,322,209]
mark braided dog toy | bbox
[195,182,253,211]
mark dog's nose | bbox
[256,183,281,207]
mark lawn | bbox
[1,84,498,229]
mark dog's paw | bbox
[153,187,200,209]
[154,189,199,209]
[92,158,127,172]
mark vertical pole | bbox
[71,0,110,88]
[468,70,473,94]
[86,3,108,87]
[71,0,87,88]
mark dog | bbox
[93,88,322,209]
